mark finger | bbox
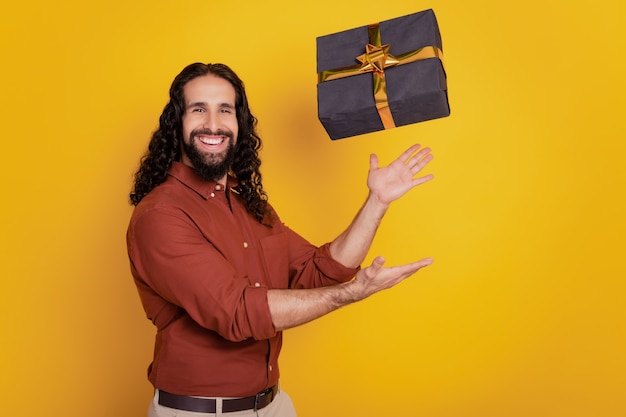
[412,173,435,187]
[398,257,434,277]
[361,256,386,280]
[370,153,379,170]
[397,144,423,164]
[407,148,433,170]
[418,257,434,267]
[407,160,432,179]
[370,256,386,271]
[403,257,434,270]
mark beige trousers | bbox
[148,389,297,417]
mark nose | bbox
[201,110,220,132]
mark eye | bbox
[191,107,205,113]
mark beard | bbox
[182,128,236,182]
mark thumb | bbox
[369,153,379,170]
[369,256,386,273]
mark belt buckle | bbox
[253,387,275,411]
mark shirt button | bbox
[269,365,273,372]
[254,282,261,287]
[215,184,223,191]
[210,192,215,198]
[243,241,248,248]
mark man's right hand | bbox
[267,256,433,331]
[346,256,434,302]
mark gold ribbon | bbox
[318,23,444,130]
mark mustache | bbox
[190,127,234,140]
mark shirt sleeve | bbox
[127,206,276,343]
[282,224,361,289]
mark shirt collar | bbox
[168,161,238,199]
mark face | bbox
[181,74,239,183]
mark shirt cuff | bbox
[242,285,277,341]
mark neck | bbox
[216,174,228,187]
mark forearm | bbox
[329,145,434,268]
[266,255,433,332]
[329,192,389,268]
[267,282,358,331]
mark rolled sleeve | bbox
[241,286,276,341]
[282,225,360,289]
[313,242,361,281]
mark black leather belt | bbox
[158,385,278,413]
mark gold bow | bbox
[318,23,444,130]
[357,44,399,73]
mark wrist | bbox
[336,278,364,305]
[366,191,391,213]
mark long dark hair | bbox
[129,63,270,224]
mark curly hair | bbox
[129,63,270,225]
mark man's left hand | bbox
[367,143,434,205]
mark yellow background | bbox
[1,0,625,416]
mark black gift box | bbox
[316,9,450,140]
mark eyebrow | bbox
[187,101,236,109]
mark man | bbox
[127,62,434,417]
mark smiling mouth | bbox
[196,135,225,146]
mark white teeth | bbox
[198,136,224,145]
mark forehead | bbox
[183,74,236,105]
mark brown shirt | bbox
[127,162,358,397]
